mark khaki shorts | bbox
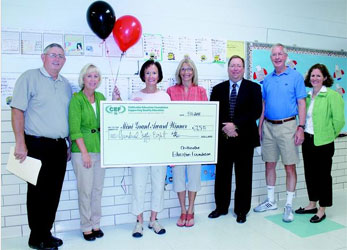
[261,119,299,165]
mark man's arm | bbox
[11,107,27,163]
[295,98,306,145]
[258,100,265,141]
[66,137,72,162]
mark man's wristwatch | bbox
[297,125,305,130]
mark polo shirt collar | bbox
[40,67,63,82]
[271,66,290,76]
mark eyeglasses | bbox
[271,52,286,57]
[45,53,65,59]
[181,67,193,72]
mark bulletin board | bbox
[246,42,347,133]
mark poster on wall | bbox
[1,31,20,54]
[104,76,129,100]
[105,36,143,58]
[178,36,197,62]
[43,33,63,50]
[166,164,215,184]
[64,34,84,56]
[227,40,245,60]
[125,37,144,58]
[84,35,103,57]
[105,35,123,57]
[1,73,20,109]
[211,39,227,63]
[195,37,213,63]
[21,32,42,55]
[143,33,163,61]
[247,42,347,133]
[162,35,180,61]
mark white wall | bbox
[3,0,347,49]
[1,0,347,239]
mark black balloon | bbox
[86,1,115,40]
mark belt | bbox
[91,128,100,133]
[25,134,67,142]
[304,132,314,138]
[265,116,296,124]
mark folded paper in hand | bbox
[6,147,42,185]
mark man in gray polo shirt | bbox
[11,43,72,250]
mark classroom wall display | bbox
[1,31,20,54]
[43,33,64,49]
[246,42,347,133]
[64,34,84,56]
[1,29,229,109]
[1,29,243,63]
[21,32,42,55]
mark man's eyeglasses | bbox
[271,53,286,57]
[45,53,65,59]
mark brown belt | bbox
[265,116,296,124]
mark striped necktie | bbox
[229,83,237,120]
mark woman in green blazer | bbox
[295,64,345,223]
[69,64,106,240]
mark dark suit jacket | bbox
[210,79,262,148]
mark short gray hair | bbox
[78,63,102,89]
[270,43,288,55]
[43,43,65,54]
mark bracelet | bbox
[297,125,305,130]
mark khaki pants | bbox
[71,153,105,232]
[131,166,167,216]
[262,120,299,165]
[172,165,201,192]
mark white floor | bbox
[2,190,347,250]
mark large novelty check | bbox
[100,101,219,167]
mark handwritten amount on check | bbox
[108,121,213,142]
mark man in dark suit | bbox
[208,55,262,223]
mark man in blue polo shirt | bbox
[254,43,306,223]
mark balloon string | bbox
[114,52,124,85]
[104,41,115,77]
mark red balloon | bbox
[113,15,142,52]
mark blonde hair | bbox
[78,63,102,89]
[175,55,199,85]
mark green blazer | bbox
[69,90,106,153]
[306,87,345,146]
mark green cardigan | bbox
[307,87,345,146]
[69,90,106,153]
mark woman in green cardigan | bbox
[69,64,106,241]
[295,64,345,223]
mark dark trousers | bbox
[302,133,335,207]
[25,135,67,243]
[214,137,254,215]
